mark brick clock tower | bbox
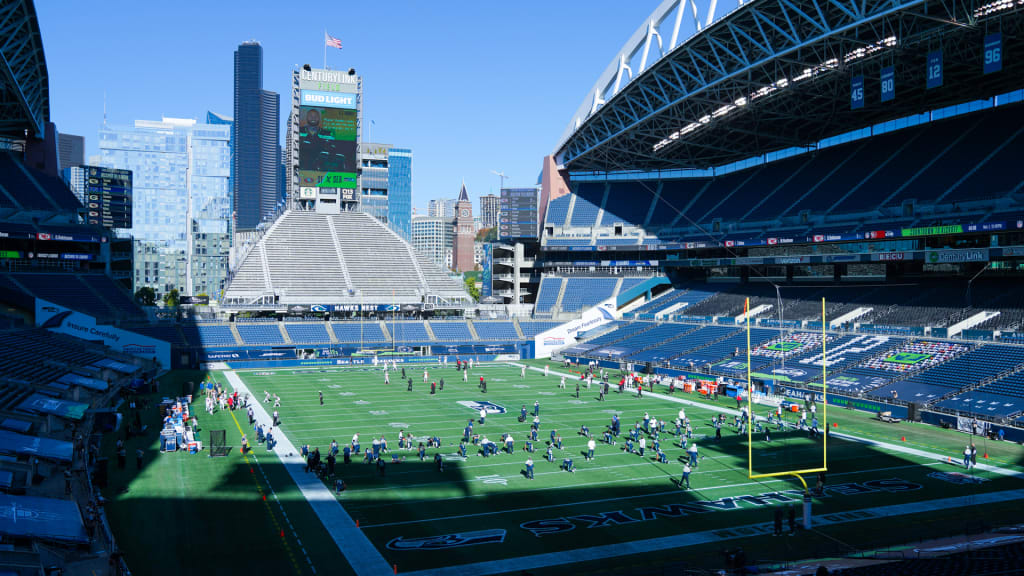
[452,182,475,272]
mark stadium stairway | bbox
[553,279,568,313]
[512,319,525,339]
[378,321,391,342]
[325,217,356,292]
[229,324,244,347]
[278,323,292,345]
[465,320,480,340]
[324,323,339,344]
[422,321,437,341]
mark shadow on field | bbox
[97,369,1024,576]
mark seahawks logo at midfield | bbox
[457,401,506,414]
[386,529,506,550]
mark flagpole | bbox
[323,29,327,69]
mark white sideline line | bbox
[403,488,1024,576]
[225,371,393,576]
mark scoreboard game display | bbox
[297,69,360,193]
[298,105,358,189]
[83,166,132,229]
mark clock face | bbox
[461,209,470,218]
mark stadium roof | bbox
[556,0,1024,172]
[0,0,49,140]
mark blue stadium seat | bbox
[236,324,285,345]
[631,325,739,364]
[546,195,572,226]
[285,323,331,344]
[11,274,119,323]
[428,321,473,341]
[569,184,602,227]
[331,322,387,343]
[534,277,563,314]
[600,182,655,226]
[474,322,519,340]
[182,325,237,347]
[560,278,618,312]
[387,322,430,342]
[870,345,1024,401]
[79,275,145,319]
[933,373,1024,418]
[647,180,708,228]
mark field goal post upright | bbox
[746,297,828,529]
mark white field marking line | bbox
[401,488,1024,576]
[349,461,938,520]
[349,460,685,493]
[244,447,318,574]
[225,371,393,576]
[333,445,883,488]
[244,369,1004,474]
[358,457,937,524]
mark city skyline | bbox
[34,1,656,215]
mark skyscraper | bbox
[99,117,231,298]
[479,194,499,228]
[452,183,474,272]
[233,41,280,230]
[428,198,456,220]
[57,133,84,172]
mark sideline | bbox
[403,488,1024,576]
[224,371,393,576]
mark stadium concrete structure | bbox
[3,0,1024,574]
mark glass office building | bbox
[99,118,231,299]
[387,148,413,240]
[359,143,413,241]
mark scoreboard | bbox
[499,187,539,240]
[84,166,132,229]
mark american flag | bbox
[325,32,342,49]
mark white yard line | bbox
[403,488,1024,576]
[359,461,935,527]
[225,371,393,576]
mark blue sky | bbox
[36,1,660,214]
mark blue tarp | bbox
[15,394,87,421]
[0,419,31,434]
[0,430,73,463]
[92,358,138,373]
[0,494,88,543]
[56,373,108,391]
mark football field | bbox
[220,362,1024,575]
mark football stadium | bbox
[3,0,1024,574]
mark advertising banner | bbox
[534,301,620,358]
[481,244,493,298]
[35,298,171,368]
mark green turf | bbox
[101,370,354,576]
[225,362,1024,573]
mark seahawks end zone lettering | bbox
[387,529,506,550]
[519,478,921,537]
